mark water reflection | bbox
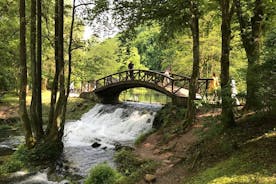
[119,88,171,104]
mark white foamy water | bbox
[10,102,161,183]
[63,102,162,175]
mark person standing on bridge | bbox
[163,66,171,86]
[128,61,134,80]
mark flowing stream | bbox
[3,102,161,183]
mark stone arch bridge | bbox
[91,70,212,106]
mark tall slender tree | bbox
[19,0,33,148]
[36,0,43,129]
[47,0,60,136]
[219,0,235,127]
[186,0,200,123]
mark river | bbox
[0,102,162,183]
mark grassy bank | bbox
[183,112,276,184]
[0,90,96,121]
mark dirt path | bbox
[0,105,19,119]
[135,123,200,184]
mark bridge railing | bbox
[95,70,212,99]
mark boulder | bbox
[91,142,101,148]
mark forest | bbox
[0,0,275,183]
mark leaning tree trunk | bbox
[57,0,76,140]
[186,0,200,124]
[220,0,235,127]
[19,0,33,148]
[234,0,264,109]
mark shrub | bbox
[85,163,121,184]
[0,157,24,176]
[255,29,276,112]
[114,149,142,176]
[114,149,158,184]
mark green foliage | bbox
[196,115,224,141]
[134,128,156,146]
[254,29,276,112]
[13,142,62,165]
[84,163,121,184]
[0,0,19,91]
[153,103,187,129]
[0,146,26,176]
[65,98,96,120]
[114,149,142,176]
[114,149,158,184]
[0,158,23,176]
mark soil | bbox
[134,109,216,184]
[0,105,19,120]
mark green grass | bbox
[1,90,95,121]
[185,144,276,184]
[183,113,276,184]
[0,92,18,105]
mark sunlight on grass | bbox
[185,147,276,184]
[245,129,276,145]
[210,173,276,184]
[1,93,18,105]
[1,90,95,121]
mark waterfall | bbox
[63,102,162,175]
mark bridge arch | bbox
[93,70,211,106]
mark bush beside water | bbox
[85,163,122,184]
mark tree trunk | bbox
[220,0,235,127]
[48,0,65,142]
[67,0,76,98]
[47,0,60,135]
[234,0,264,109]
[19,0,33,148]
[30,0,44,140]
[186,0,200,124]
[36,0,43,132]
[57,0,76,140]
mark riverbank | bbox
[0,91,96,180]
[131,106,276,184]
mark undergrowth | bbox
[85,163,122,184]
[114,148,159,184]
